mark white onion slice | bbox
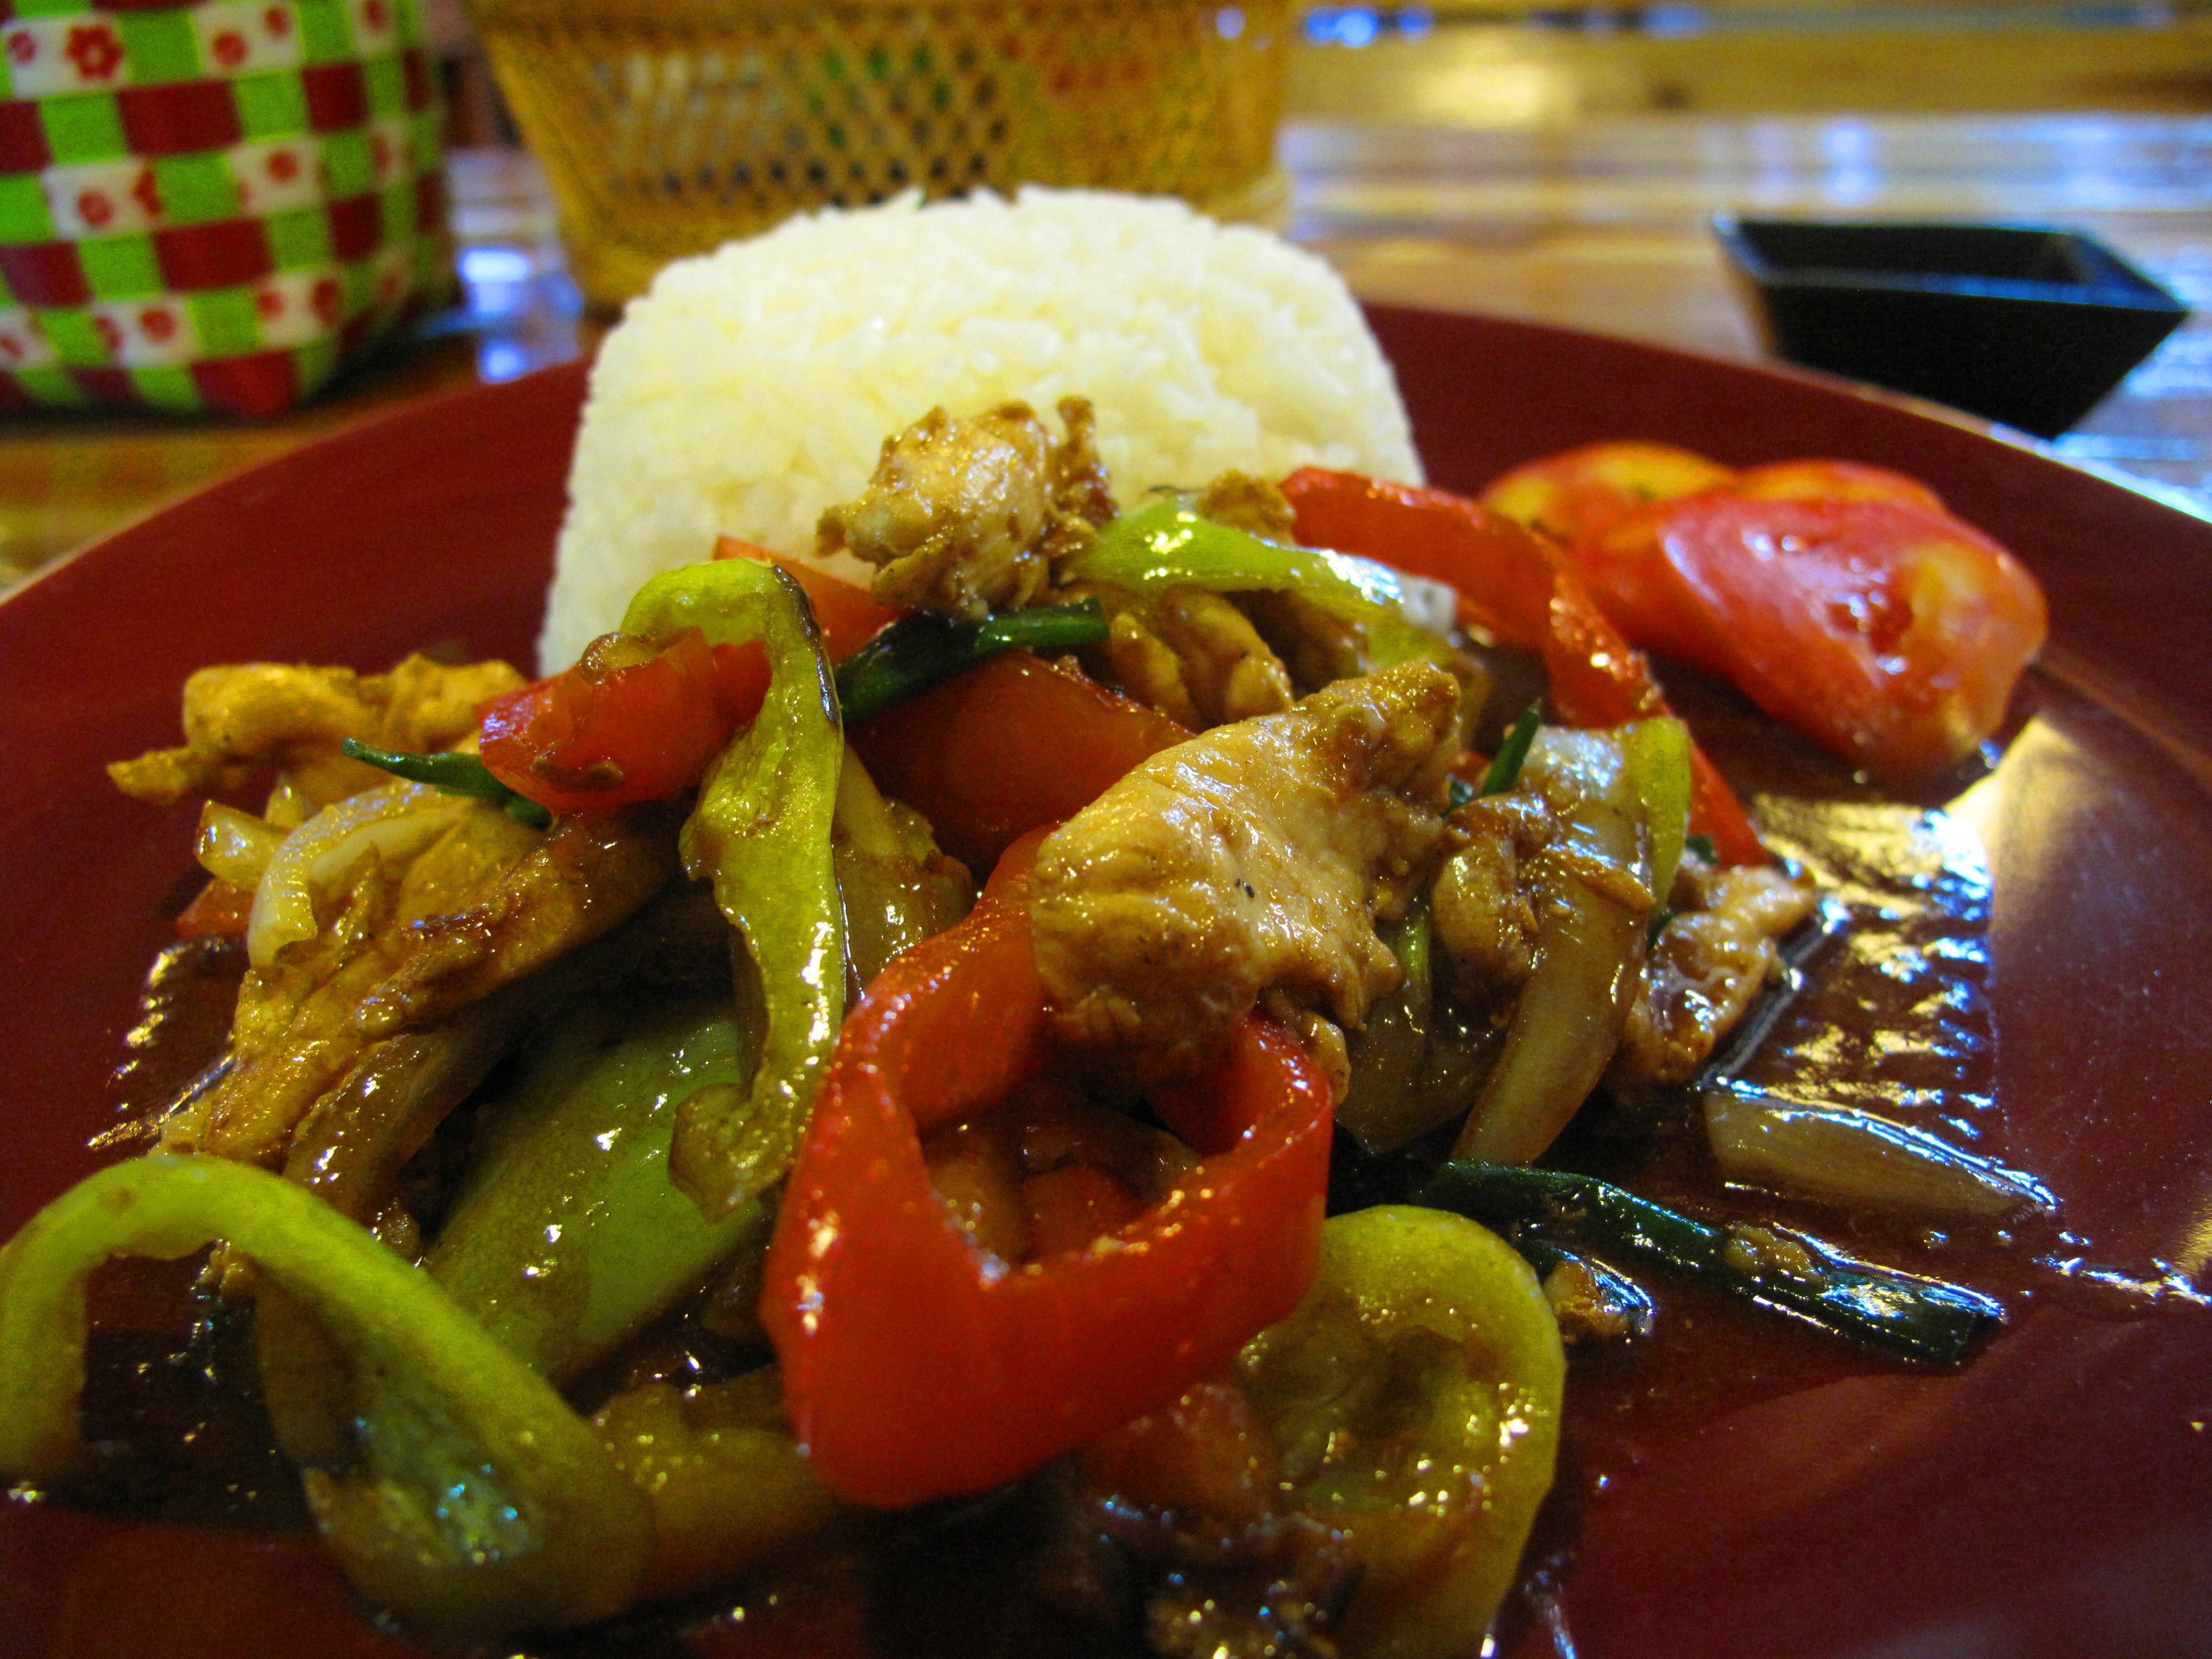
[1704,1084,2053,1219]
[194,802,286,892]
[246,782,466,969]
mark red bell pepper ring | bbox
[760,829,1334,1509]
[1280,467,1766,867]
[478,627,770,817]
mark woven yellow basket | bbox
[467,0,1290,308]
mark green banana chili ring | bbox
[0,1154,651,1632]
[620,560,847,1220]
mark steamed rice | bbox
[538,188,1423,672]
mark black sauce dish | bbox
[1716,216,2189,440]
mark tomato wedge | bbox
[1482,441,2046,779]
[1727,458,1946,511]
[1480,440,1735,545]
[1654,492,2047,777]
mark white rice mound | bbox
[538,187,1424,671]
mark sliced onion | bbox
[1704,1084,2054,1219]
[195,801,286,892]
[246,782,465,969]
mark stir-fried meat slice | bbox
[1612,861,1820,1086]
[108,654,524,809]
[1431,792,1559,1006]
[1191,470,1297,541]
[1080,582,1297,731]
[1081,583,1205,729]
[816,396,1113,621]
[1031,661,1462,1077]
[1432,810,1539,1002]
[279,883,733,1244]
[351,805,687,1038]
[1237,588,1368,695]
[1146,588,1295,726]
[161,802,682,1167]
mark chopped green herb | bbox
[1479,706,1542,797]
[340,738,552,829]
[1414,1160,2002,1366]
[834,599,1108,722]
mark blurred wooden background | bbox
[2,0,2206,593]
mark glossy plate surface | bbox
[4,308,2209,1659]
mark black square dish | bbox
[1716,217,2189,439]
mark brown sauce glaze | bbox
[99,935,245,1148]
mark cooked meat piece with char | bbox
[1080,581,1297,731]
[108,655,524,810]
[816,396,1113,621]
[1613,861,1820,1086]
[1431,794,1550,1002]
[1031,660,1462,1077]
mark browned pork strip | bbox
[1614,862,1821,1086]
[1030,661,1462,1077]
[160,804,681,1167]
[817,396,1112,620]
[108,655,523,809]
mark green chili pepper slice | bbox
[1067,499,1450,670]
[833,599,1109,721]
[0,1154,652,1632]
[618,560,846,1219]
[425,989,768,1381]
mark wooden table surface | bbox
[3,28,2208,595]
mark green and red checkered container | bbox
[0,0,447,415]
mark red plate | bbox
[4,310,2208,1659]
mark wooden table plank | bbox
[3,93,2206,596]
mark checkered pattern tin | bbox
[0,0,446,414]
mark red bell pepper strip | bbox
[174,876,252,939]
[712,537,906,663]
[760,829,1333,1509]
[478,627,770,817]
[1280,468,1766,867]
[848,652,1189,873]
